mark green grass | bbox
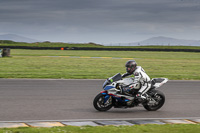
[0,49,200,80]
[1,124,200,133]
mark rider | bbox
[121,60,151,102]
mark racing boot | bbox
[136,92,146,103]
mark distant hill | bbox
[110,36,200,46]
[1,34,200,46]
[0,34,39,43]
[138,36,200,46]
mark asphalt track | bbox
[0,79,200,121]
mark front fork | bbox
[101,91,111,104]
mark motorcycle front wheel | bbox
[93,93,113,111]
[143,90,165,111]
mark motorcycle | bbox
[93,73,168,111]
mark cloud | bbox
[0,0,200,43]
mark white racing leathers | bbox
[131,66,151,95]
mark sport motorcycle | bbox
[93,73,168,111]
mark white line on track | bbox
[0,117,200,123]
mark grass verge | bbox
[1,124,200,133]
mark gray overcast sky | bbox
[0,0,200,43]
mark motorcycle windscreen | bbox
[110,73,122,82]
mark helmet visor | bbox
[126,66,135,73]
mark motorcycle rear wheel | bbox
[143,90,165,111]
[93,93,113,111]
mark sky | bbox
[0,0,200,44]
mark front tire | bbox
[143,90,165,111]
[93,93,113,111]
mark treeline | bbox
[0,40,200,52]
[0,46,200,52]
[0,40,102,47]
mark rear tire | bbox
[143,90,165,111]
[93,93,113,111]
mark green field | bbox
[1,124,200,133]
[0,49,200,80]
